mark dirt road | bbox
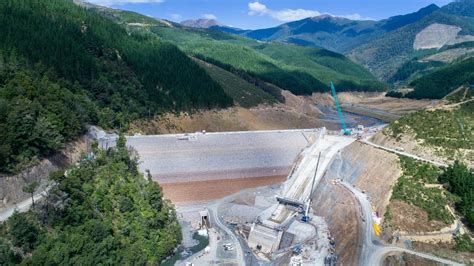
[362,138,447,167]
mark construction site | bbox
[91,84,467,265]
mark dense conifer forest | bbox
[407,58,474,99]
[0,0,232,172]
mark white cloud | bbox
[342,13,373,20]
[203,13,217,20]
[272,9,322,22]
[248,2,268,14]
[248,2,320,21]
[86,0,164,6]
[248,1,371,22]
[170,13,182,20]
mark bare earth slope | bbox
[311,141,400,264]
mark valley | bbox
[0,0,472,265]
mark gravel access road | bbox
[339,181,462,266]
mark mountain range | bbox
[202,0,474,85]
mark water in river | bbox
[316,104,385,129]
[162,231,209,266]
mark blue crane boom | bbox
[330,81,351,135]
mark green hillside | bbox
[0,0,232,172]
[349,5,474,81]
[388,41,474,85]
[0,0,232,112]
[194,59,281,108]
[0,137,181,264]
[99,9,386,95]
[148,26,385,94]
[387,101,473,159]
[407,57,474,99]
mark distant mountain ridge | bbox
[211,0,474,87]
[181,18,222,28]
[349,0,474,81]
[224,4,440,54]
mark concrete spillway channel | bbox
[247,129,355,255]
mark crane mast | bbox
[330,81,351,135]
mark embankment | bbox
[126,130,319,203]
[311,141,401,264]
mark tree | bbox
[0,238,19,264]
[7,211,38,251]
[439,161,474,229]
[22,181,39,207]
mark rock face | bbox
[0,136,89,210]
[0,160,58,209]
[413,23,474,50]
[414,23,461,49]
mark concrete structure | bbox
[247,129,356,254]
[126,129,321,183]
[199,209,211,228]
[247,223,283,253]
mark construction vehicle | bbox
[292,245,302,254]
[330,81,351,135]
[373,223,381,236]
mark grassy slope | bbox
[194,59,279,108]
[390,156,454,224]
[387,101,473,161]
[151,26,386,94]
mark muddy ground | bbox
[161,175,285,203]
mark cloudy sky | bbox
[87,0,454,29]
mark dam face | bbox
[125,129,320,202]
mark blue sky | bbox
[87,0,454,29]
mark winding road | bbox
[339,181,462,266]
[209,204,245,265]
[361,137,447,167]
